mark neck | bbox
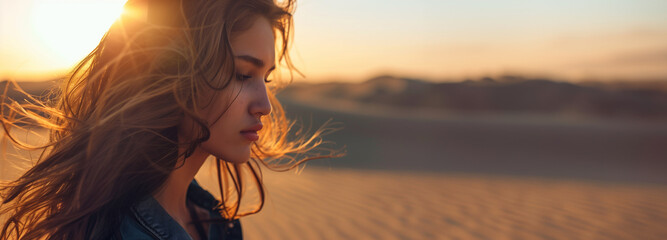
[153,146,209,226]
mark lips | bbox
[241,124,263,141]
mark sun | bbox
[30,0,127,69]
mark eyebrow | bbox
[235,55,276,71]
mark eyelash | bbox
[236,73,272,83]
[235,73,252,81]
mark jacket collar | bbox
[186,180,221,212]
[131,180,221,240]
[132,196,193,240]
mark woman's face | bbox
[180,17,275,163]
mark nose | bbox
[250,83,272,118]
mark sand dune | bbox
[3,159,665,239]
[279,76,667,121]
[2,123,667,239]
[277,98,667,185]
[2,129,667,239]
[196,165,667,240]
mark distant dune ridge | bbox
[4,76,667,120]
[280,75,667,121]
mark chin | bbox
[213,151,251,164]
[201,144,251,164]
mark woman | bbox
[0,0,336,239]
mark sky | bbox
[1,0,666,82]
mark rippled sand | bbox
[3,129,666,239]
[195,165,667,240]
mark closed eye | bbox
[237,73,272,84]
[234,55,275,83]
[236,73,252,81]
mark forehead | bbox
[230,17,276,66]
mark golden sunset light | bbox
[1,0,666,82]
[1,0,126,79]
[31,1,125,63]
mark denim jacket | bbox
[115,181,243,240]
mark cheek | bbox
[199,82,244,124]
[206,96,247,142]
[200,97,230,126]
[199,108,251,163]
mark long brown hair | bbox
[0,0,339,239]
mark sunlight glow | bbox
[1,0,665,82]
[30,0,126,67]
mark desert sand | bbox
[193,164,667,240]
[2,122,667,239]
